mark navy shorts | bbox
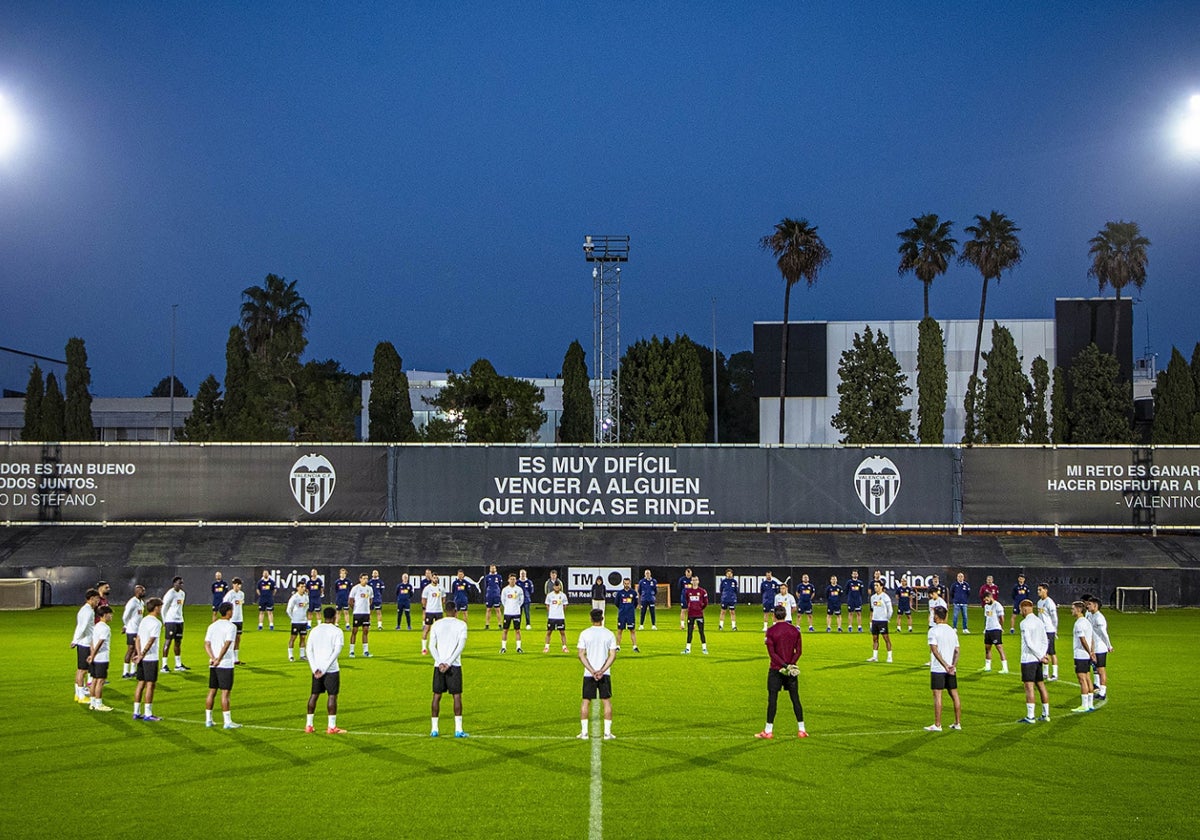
[1021,661,1044,683]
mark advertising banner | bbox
[962,447,1200,527]
[390,445,771,525]
[0,444,389,523]
[766,447,958,526]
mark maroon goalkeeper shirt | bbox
[765,621,802,670]
[684,586,708,618]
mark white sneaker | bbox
[866,656,877,662]
[577,732,590,740]
[924,724,942,732]
[701,646,708,655]
[949,723,962,730]
[651,625,657,630]
[963,629,971,634]
[603,732,616,740]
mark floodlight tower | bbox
[582,234,629,443]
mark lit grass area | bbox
[6,604,1196,839]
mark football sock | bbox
[133,703,141,716]
[603,719,612,736]
[328,715,336,729]
[732,622,737,629]
[144,703,153,716]
[798,721,806,733]
[363,645,369,654]
[763,722,774,734]
[75,685,85,699]
[306,714,315,728]
[223,711,232,726]
[580,719,589,737]
[886,653,892,663]
[206,709,213,724]
[1042,703,1051,717]
[1026,703,1036,718]
[719,621,724,629]
[175,656,182,668]
[454,715,463,732]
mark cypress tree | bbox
[981,324,1026,443]
[369,341,417,442]
[21,364,44,441]
[1051,366,1068,444]
[962,375,979,444]
[1152,348,1197,444]
[1028,356,1050,444]
[63,337,95,440]
[182,375,223,442]
[832,326,914,444]
[1068,343,1131,443]
[40,373,65,441]
[558,340,593,443]
[675,335,709,443]
[916,317,947,443]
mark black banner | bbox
[962,447,1200,528]
[389,445,957,526]
[0,444,388,523]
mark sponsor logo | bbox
[854,456,900,516]
[568,567,633,598]
[290,454,336,514]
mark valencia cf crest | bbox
[854,456,900,516]
[290,453,337,515]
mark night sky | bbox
[2,2,1199,396]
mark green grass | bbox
[6,605,1197,839]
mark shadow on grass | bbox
[619,739,770,783]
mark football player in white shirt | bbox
[927,588,947,628]
[500,574,526,653]
[1085,596,1112,700]
[428,600,470,737]
[286,583,310,662]
[121,585,146,679]
[133,598,164,721]
[87,606,115,711]
[305,607,347,734]
[421,575,445,656]
[222,579,247,665]
[924,605,961,731]
[866,581,893,663]
[71,589,101,703]
[981,593,1009,673]
[1036,583,1060,681]
[348,574,374,658]
[544,580,570,653]
[161,577,188,673]
[1070,601,1096,712]
[204,602,241,729]
[577,608,618,740]
[1016,599,1051,723]
[773,584,797,626]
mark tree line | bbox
[17,211,1197,445]
[761,212,1194,444]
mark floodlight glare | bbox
[0,92,19,159]
[1177,93,1200,155]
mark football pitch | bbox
[7,605,1197,839]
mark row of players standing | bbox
[755,569,1042,634]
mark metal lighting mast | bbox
[582,234,629,443]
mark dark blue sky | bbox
[2,2,1199,396]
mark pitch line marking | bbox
[588,704,603,840]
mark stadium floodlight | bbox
[583,235,629,444]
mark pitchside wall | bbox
[1,442,1198,605]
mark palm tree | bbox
[239,273,311,361]
[1088,220,1150,357]
[959,211,1024,439]
[760,218,832,443]
[897,213,957,319]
